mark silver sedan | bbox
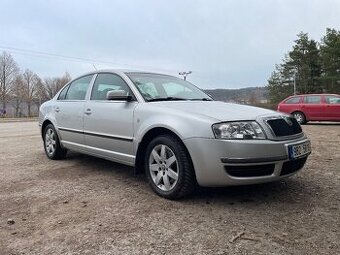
[39,70,311,199]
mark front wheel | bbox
[145,135,196,199]
[43,124,67,160]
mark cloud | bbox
[1,0,340,88]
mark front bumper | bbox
[183,135,310,187]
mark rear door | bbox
[54,75,94,149]
[324,95,340,120]
[302,95,323,120]
[83,73,137,165]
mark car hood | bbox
[151,101,279,121]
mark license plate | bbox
[288,141,311,159]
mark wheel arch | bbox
[41,119,63,142]
[134,127,195,176]
[41,119,53,138]
[291,110,308,122]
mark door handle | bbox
[84,109,92,115]
[55,107,60,113]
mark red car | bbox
[277,94,340,124]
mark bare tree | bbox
[44,72,71,99]
[22,69,39,116]
[44,77,56,99]
[10,74,25,117]
[34,78,48,108]
[0,52,19,110]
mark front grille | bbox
[266,117,302,137]
[225,164,275,177]
[280,157,307,176]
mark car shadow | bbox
[64,151,316,206]
[64,151,137,179]
[305,122,340,126]
[190,180,310,204]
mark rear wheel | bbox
[43,124,67,160]
[145,135,196,199]
[292,111,307,124]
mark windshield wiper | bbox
[147,97,188,102]
[188,98,213,101]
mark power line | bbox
[0,45,180,74]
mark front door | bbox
[303,95,323,120]
[83,73,137,165]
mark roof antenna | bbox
[92,64,97,70]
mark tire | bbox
[43,124,67,160]
[144,135,196,199]
[292,111,307,124]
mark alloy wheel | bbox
[45,128,56,156]
[293,112,303,123]
[149,144,179,191]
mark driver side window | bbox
[91,73,133,100]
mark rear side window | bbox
[325,95,340,104]
[284,97,300,104]
[305,96,321,104]
[65,75,93,100]
[91,73,133,100]
[58,85,70,100]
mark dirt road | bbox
[0,121,339,254]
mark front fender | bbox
[133,105,216,152]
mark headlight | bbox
[212,121,266,140]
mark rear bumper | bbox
[183,136,310,187]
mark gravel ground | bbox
[0,121,339,255]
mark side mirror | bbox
[106,90,132,101]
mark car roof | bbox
[75,69,174,78]
[288,93,339,97]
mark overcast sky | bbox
[1,0,340,89]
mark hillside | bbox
[204,87,269,104]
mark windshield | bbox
[126,73,212,102]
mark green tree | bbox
[267,67,293,103]
[284,32,321,94]
[320,28,340,93]
[267,32,322,103]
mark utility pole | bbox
[179,71,192,81]
[293,71,296,95]
[291,69,298,95]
